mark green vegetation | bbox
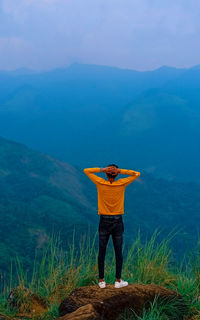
[0,135,96,276]
[118,294,189,320]
[0,228,200,319]
[1,135,200,279]
[0,135,200,319]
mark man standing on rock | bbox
[83,164,140,289]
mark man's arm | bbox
[83,167,105,185]
[117,168,141,186]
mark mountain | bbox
[1,136,200,276]
[119,88,200,181]
[0,135,97,274]
[1,63,199,182]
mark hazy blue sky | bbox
[0,0,200,71]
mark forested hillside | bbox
[0,63,200,182]
[0,136,200,278]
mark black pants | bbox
[98,215,124,279]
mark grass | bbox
[117,294,188,320]
[0,227,200,319]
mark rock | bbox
[6,286,47,317]
[58,283,189,320]
[58,304,99,320]
[0,314,17,320]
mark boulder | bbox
[58,304,98,320]
[0,314,17,320]
[58,283,189,320]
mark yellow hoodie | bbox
[83,168,140,215]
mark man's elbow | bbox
[134,171,140,176]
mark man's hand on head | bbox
[102,166,120,175]
[102,167,112,173]
[107,167,115,174]
[109,167,120,175]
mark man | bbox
[83,164,141,289]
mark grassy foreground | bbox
[0,228,200,319]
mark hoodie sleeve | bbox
[118,169,141,186]
[83,168,105,185]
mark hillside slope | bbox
[0,136,96,273]
[1,135,200,276]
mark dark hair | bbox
[107,164,118,168]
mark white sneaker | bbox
[114,279,128,288]
[98,281,106,288]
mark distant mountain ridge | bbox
[0,63,199,182]
[0,62,186,73]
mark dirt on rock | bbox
[58,283,189,320]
